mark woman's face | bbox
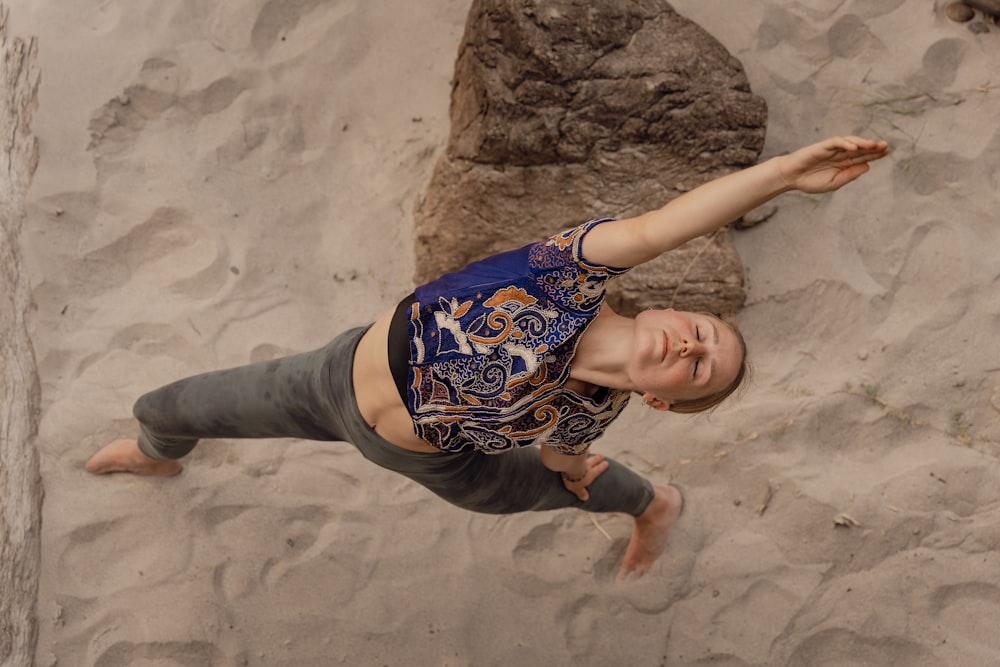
[629,309,742,409]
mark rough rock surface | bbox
[414,0,767,316]
[0,7,43,667]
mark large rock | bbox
[414,0,767,316]
[0,7,42,667]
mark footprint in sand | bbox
[248,0,362,54]
[108,322,189,356]
[827,14,884,59]
[930,581,1000,651]
[56,517,193,598]
[92,640,220,667]
[711,579,802,641]
[560,594,609,659]
[916,38,967,89]
[82,207,194,290]
[511,522,559,563]
[787,628,938,665]
[90,55,249,158]
[167,236,232,300]
[77,205,233,302]
[257,507,377,602]
[510,517,628,584]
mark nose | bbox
[678,336,705,357]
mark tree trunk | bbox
[0,6,42,667]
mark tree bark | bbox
[0,6,42,667]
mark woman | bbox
[87,135,889,579]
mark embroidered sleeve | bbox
[528,219,630,315]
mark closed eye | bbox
[693,326,702,378]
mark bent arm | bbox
[580,135,889,269]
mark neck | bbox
[570,305,637,391]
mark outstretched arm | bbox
[580,135,890,269]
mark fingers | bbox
[586,454,609,478]
[565,454,610,501]
[842,134,889,151]
[578,459,609,499]
[791,135,888,193]
[827,136,860,152]
[831,162,871,188]
[827,135,890,160]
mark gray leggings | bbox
[134,327,654,516]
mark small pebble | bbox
[946,1,975,22]
[857,349,869,361]
[968,20,991,33]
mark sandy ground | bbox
[12,0,1000,664]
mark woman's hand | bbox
[778,135,890,194]
[560,453,609,502]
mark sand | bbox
[12,0,1000,665]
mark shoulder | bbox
[532,218,629,276]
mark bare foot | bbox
[85,438,182,476]
[616,484,683,581]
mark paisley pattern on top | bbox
[405,219,632,454]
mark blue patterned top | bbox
[404,219,632,455]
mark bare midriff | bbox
[352,309,441,454]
